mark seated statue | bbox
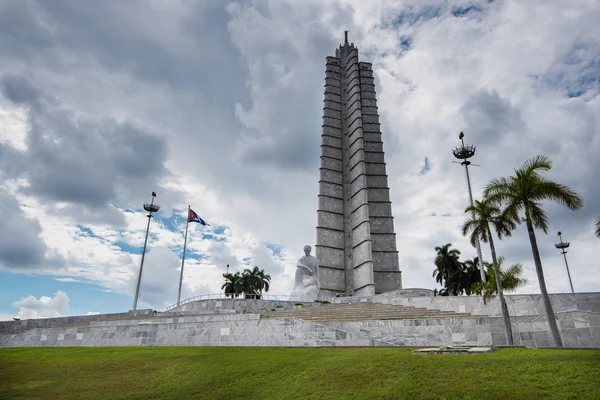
[290,245,320,301]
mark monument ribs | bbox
[316,36,402,297]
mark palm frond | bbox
[535,180,583,211]
[522,154,552,176]
[528,201,549,233]
[595,217,600,238]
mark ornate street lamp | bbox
[554,231,574,293]
[453,131,486,282]
[132,191,161,311]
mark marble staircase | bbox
[270,302,481,322]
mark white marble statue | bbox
[290,245,320,301]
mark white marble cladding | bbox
[325,318,493,347]
[0,315,382,348]
[323,311,600,348]
[371,292,600,318]
[169,299,313,314]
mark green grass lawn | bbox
[1,347,599,399]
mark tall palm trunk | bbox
[486,225,513,345]
[525,217,563,347]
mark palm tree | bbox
[255,267,271,298]
[462,199,517,345]
[222,272,243,298]
[243,266,271,299]
[595,217,600,238]
[433,244,463,295]
[484,155,583,347]
[472,257,528,304]
[461,258,482,295]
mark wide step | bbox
[270,302,481,322]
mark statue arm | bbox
[297,264,313,274]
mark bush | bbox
[275,305,284,308]
[293,303,304,307]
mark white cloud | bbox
[11,290,70,319]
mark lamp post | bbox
[132,192,161,311]
[452,131,486,282]
[554,231,574,293]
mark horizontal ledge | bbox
[319,167,342,174]
[347,106,362,121]
[351,220,370,230]
[316,226,344,233]
[318,180,343,186]
[317,210,343,216]
[352,238,372,249]
[352,260,374,270]
[351,201,370,214]
[353,283,376,291]
[349,159,366,172]
[350,186,369,198]
[373,270,401,273]
[370,232,396,236]
[318,193,343,200]
[349,172,368,185]
[320,155,342,161]
[318,266,346,272]
[315,244,345,251]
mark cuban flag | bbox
[188,208,209,226]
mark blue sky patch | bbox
[265,243,282,257]
[76,225,95,237]
[113,241,142,254]
[419,157,431,175]
[451,6,482,17]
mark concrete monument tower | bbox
[316,32,402,297]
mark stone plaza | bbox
[1,292,599,348]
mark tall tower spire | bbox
[316,36,402,297]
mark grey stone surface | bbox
[3,299,599,349]
[0,314,386,348]
[316,38,401,297]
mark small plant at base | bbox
[293,303,304,307]
[276,305,284,308]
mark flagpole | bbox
[177,205,190,307]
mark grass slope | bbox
[1,347,599,399]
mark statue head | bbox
[303,245,311,256]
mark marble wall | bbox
[171,299,314,314]
[323,311,600,348]
[370,292,600,318]
[0,314,383,348]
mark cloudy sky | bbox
[0,0,598,320]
